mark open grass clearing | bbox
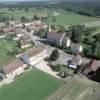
[47,9,100,25]
[0,68,63,100]
[0,38,17,67]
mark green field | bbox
[0,38,17,67]
[0,8,100,25]
[48,76,94,100]
[0,69,62,100]
[63,80,90,100]
[48,9,100,25]
[86,85,100,100]
[0,8,48,19]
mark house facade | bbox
[21,44,47,66]
[20,34,31,49]
[2,59,26,78]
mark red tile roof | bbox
[82,60,100,75]
[26,44,46,58]
[3,59,24,75]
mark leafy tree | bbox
[13,47,20,55]
[57,25,66,33]
[0,28,4,35]
[11,16,15,21]
[8,8,14,12]
[95,67,100,82]
[21,16,28,22]
[92,42,100,59]
[24,7,29,12]
[69,25,85,43]
[95,33,100,42]
[50,49,59,61]
[38,29,46,38]
[50,25,56,30]
[33,15,39,20]
[52,17,56,22]
[69,25,94,43]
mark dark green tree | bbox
[69,25,85,43]
[50,49,59,61]
[0,28,4,35]
[38,29,46,38]
[24,7,29,12]
[95,67,100,82]
[92,41,100,59]
[21,16,28,22]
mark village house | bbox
[34,14,48,19]
[30,22,47,32]
[2,59,26,78]
[15,28,27,38]
[47,31,71,47]
[71,43,83,53]
[21,34,30,41]
[21,44,47,66]
[68,55,82,69]
[20,40,31,49]
[82,60,100,75]
[30,20,42,26]
[3,27,15,34]
[20,34,31,49]
[13,20,42,28]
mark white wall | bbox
[29,49,47,66]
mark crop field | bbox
[0,8,100,25]
[0,69,63,100]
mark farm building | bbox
[47,31,71,47]
[21,44,47,65]
[71,43,83,53]
[82,60,100,75]
[2,59,26,78]
[69,55,82,69]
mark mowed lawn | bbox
[0,38,17,67]
[0,69,63,100]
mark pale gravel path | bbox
[35,60,61,79]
